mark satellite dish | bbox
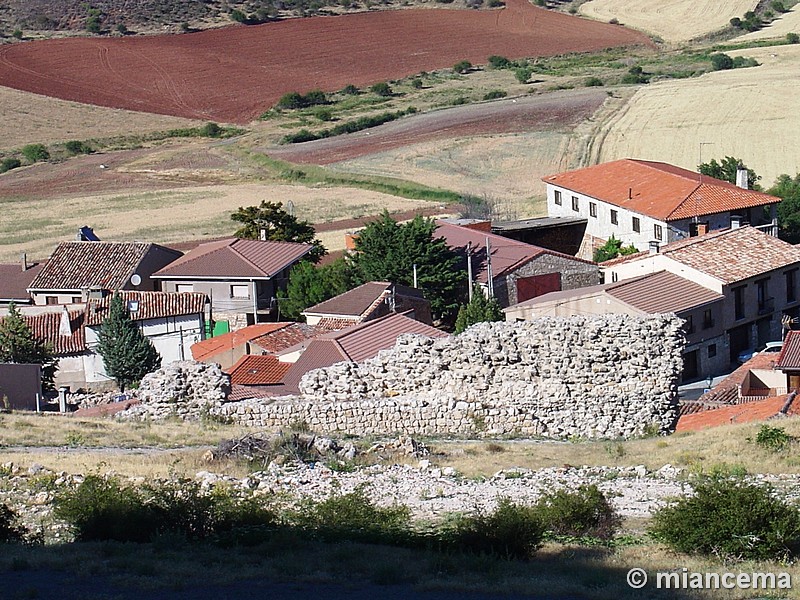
[130,274,142,287]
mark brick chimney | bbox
[736,166,749,190]
[696,223,709,236]
[648,240,660,255]
[731,215,742,229]
[20,252,27,272]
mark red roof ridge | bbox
[154,238,237,276]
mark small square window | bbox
[176,284,194,294]
[231,284,250,299]
[632,216,641,233]
[554,190,562,206]
[708,344,717,358]
[610,210,618,225]
[589,202,597,218]
[654,224,663,241]
[571,196,579,212]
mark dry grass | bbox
[737,6,800,40]
[592,43,800,190]
[579,0,756,43]
[0,87,203,152]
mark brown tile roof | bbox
[776,330,800,370]
[191,323,291,361]
[0,263,44,302]
[153,238,312,279]
[227,355,291,386]
[85,292,208,326]
[228,384,291,401]
[304,282,426,321]
[28,242,180,291]
[435,221,592,284]
[281,312,448,392]
[607,227,800,284]
[249,322,326,354]
[19,309,86,355]
[675,394,798,432]
[542,159,780,222]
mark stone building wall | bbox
[216,315,685,439]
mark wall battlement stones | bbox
[217,315,685,439]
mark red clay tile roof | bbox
[777,330,800,370]
[675,394,795,432]
[153,238,312,279]
[281,312,448,392]
[304,282,426,321]
[28,242,180,291]
[693,352,779,407]
[249,322,325,354]
[606,271,722,313]
[191,323,291,361]
[606,227,800,284]
[435,221,592,283]
[543,159,780,222]
[0,263,44,302]
[19,309,86,355]
[227,355,291,386]
[85,291,208,326]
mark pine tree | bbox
[0,302,57,389]
[96,294,161,391]
[454,292,505,334]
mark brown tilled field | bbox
[0,0,652,124]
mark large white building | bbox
[543,159,780,256]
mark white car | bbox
[737,341,783,364]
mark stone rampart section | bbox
[216,315,684,439]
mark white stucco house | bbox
[543,159,780,256]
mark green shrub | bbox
[441,498,544,559]
[276,90,328,110]
[12,29,22,39]
[584,76,604,87]
[488,0,504,7]
[788,32,800,44]
[514,66,533,84]
[340,84,360,95]
[0,158,21,173]
[453,60,472,74]
[533,485,620,540]
[732,56,759,68]
[410,78,423,89]
[21,144,50,163]
[483,90,507,100]
[230,9,247,22]
[650,477,800,560]
[200,122,223,137]
[315,108,334,121]
[116,23,128,34]
[772,0,787,13]
[711,53,734,71]
[281,109,414,144]
[370,81,393,97]
[0,504,28,543]
[754,424,793,452]
[488,55,511,69]
[64,140,93,155]
[730,17,742,28]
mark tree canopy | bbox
[97,294,161,392]
[698,156,761,190]
[230,200,326,262]
[454,292,504,334]
[351,213,465,322]
[279,257,357,321]
[772,173,800,244]
[593,236,639,263]
[0,302,57,390]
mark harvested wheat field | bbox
[592,45,800,188]
[579,0,756,43]
[0,86,201,151]
[0,182,434,262]
[0,0,651,124]
[737,6,800,40]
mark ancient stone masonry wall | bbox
[216,315,685,439]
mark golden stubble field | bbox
[579,0,757,43]
[592,44,800,188]
[737,5,800,40]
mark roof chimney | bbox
[736,166,749,190]
[58,305,73,337]
[731,215,742,229]
[649,240,660,255]
[259,227,267,241]
[20,253,27,272]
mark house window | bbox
[632,217,641,233]
[757,278,771,314]
[703,309,714,329]
[589,202,597,218]
[176,284,194,293]
[231,284,250,299]
[708,344,717,358]
[571,196,579,212]
[684,314,695,334]
[734,285,746,320]
[72,297,81,304]
[787,269,797,302]
[610,210,618,225]
[611,271,619,283]
[554,190,562,206]
[45,296,59,305]
[654,224,663,241]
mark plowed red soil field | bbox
[0,0,651,124]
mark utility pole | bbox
[486,237,494,298]
[466,241,473,301]
[413,264,418,289]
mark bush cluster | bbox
[535,484,621,540]
[277,90,328,110]
[711,53,759,72]
[65,140,93,155]
[753,424,794,452]
[281,108,417,144]
[650,477,800,560]
[21,144,50,163]
[483,89,507,100]
[0,157,21,174]
[730,11,762,32]
[453,60,472,74]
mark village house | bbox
[435,220,599,307]
[543,159,780,256]
[0,256,44,308]
[603,226,800,367]
[27,241,181,305]
[152,238,313,331]
[504,270,725,380]
[302,281,433,326]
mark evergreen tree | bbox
[230,200,326,262]
[279,257,357,320]
[351,212,465,322]
[0,302,57,389]
[454,292,504,334]
[772,173,800,243]
[593,236,639,263]
[97,294,161,391]
[698,156,761,190]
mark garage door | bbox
[517,272,561,303]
